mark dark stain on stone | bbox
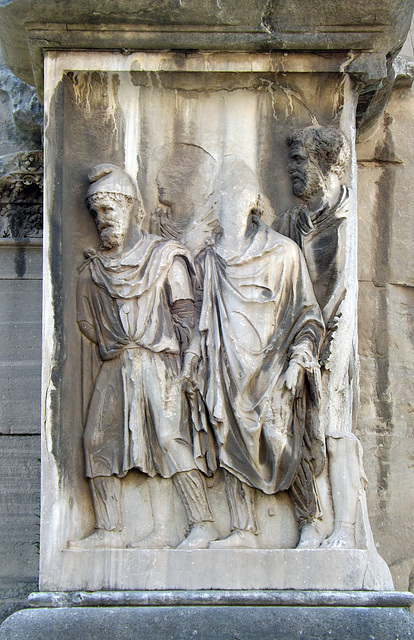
[48,81,65,472]
[14,242,26,278]
[373,111,395,514]
[261,0,274,33]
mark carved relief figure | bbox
[154,142,218,254]
[70,164,217,550]
[276,126,350,330]
[274,126,363,548]
[197,157,326,548]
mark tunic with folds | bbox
[198,220,325,495]
[77,231,198,480]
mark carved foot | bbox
[127,531,172,549]
[296,523,323,549]
[321,524,356,549]
[68,529,124,550]
[209,529,258,549]
[176,522,218,550]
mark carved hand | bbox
[281,360,305,398]
[180,351,200,389]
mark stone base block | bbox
[40,548,393,591]
[1,605,414,640]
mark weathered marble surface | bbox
[0,436,40,584]
[28,590,414,608]
[0,247,42,434]
[2,605,414,640]
[356,85,414,596]
[0,0,412,92]
[0,6,412,609]
[0,60,42,154]
[37,548,393,591]
[36,49,394,591]
[0,44,43,621]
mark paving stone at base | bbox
[1,606,414,640]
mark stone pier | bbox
[0,1,413,637]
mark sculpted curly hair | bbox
[287,126,350,178]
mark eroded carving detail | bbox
[70,164,218,550]
[153,143,219,254]
[0,151,43,238]
[193,158,326,549]
[71,125,366,554]
[275,125,363,549]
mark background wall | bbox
[0,24,413,619]
[0,49,42,621]
[356,25,414,594]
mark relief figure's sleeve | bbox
[287,249,325,405]
[273,206,303,247]
[168,256,195,354]
[76,269,98,344]
[289,335,322,406]
[182,253,207,359]
[76,267,101,424]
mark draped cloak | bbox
[198,221,325,495]
[274,186,349,325]
[76,231,198,480]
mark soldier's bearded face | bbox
[90,196,130,250]
[288,145,323,201]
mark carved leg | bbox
[68,476,124,549]
[174,470,218,549]
[90,475,122,531]
[321,434,360,549]
[289,458,324,549]
[209,473,258,549]
[128,477,175,549]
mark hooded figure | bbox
[196,158,325,548]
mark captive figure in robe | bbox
[195,158,326,548]
[70,163,217,550]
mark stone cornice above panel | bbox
[0,0,413,90]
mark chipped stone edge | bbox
[28,590,414,609]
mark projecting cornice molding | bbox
[0,0,413,92]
